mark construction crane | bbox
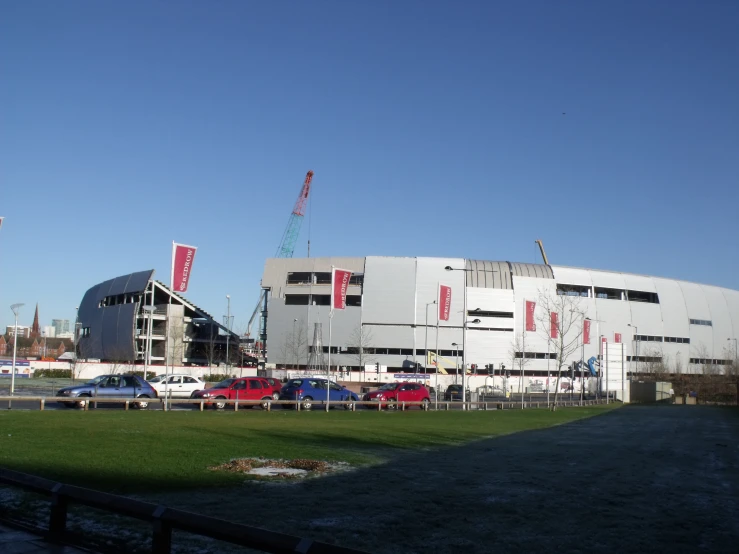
[535,239,550,265]
[246,171,315,344]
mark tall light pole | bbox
[293,318,298,370]
[445,266,471,403]
[424,300,436,373]
[224,295,232,374]
[452,342,459,381]
[10,303,24,395]
[627,323,638,376]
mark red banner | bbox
[615,332,622,343]
[438,285,452,321]
[331,268,352,310]
[171,242,197,293]
[525,300,536,332]
[550,312,558,339]
[583,319,591,344]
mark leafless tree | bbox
[347,325,377,371]
[280,319,310,370]
[535,291,586,408]
[508,333,531,394]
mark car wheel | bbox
[272,392,280,401]
[387,398,397,410]
[301,397,313,411]
[421,398,430,410]
[260,397,272,410]
[134,395,150,410]
[344,399,355,410]
[214,396,227,410]
[75,394,91,409]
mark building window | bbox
[626,290,659,304]
[286,272,312,285]
[467,310,514,318]
[346,295,362,307]
[314,272,332,285]
[312,295,331,306]
[514,352,557,359]
[556,284,591,297]
[689,319,712,327]
[285,295,310,305]
[664,337,690,344]
[594,287,624,300]
[634,335,663,342]
[627,355,662,362]
[689,358,731,365]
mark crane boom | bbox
[535,239,550,265]
[276,170,314,258]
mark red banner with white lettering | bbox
[525,300,536,332]
[438,284,452,321]
[615,332,622,343]
[171,242,197,293]
[331,268,352,310]
[550,312,558,339]
[583,319,591,344]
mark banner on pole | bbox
[550,312,558,339]
[615,332,622,343]
[171,242,197,292]
[525,300,536,332]
[438,284,452,321]
[583,319,591,344]
[331,268,352,310]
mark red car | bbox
[363,382,430,409]
[262,377,283,400]
[192,377,275,409]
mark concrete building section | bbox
[261,256,739,376]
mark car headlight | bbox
[200,392,212,398]
[58,390,72,396]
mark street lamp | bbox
[452,342,459,380]
[10,303,24,395]
[224,295,233,374]
[293,318,299,370]
[445,266,472,404]
[627,323,638,375]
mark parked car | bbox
[56,374,157,409]
[147,374,205,398]
[279,378,359,410]
[191,377,275,409]
[363,382,431,409]
[262,377,283,400]
[444,384,471,401]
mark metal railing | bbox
[0,395,611,411]
[0,468,367,554]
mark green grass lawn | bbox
[0,405,618,493]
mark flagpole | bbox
[165,241,174,411]
[435,282,440,411]
[327,266,334,412]
[521,299,525,409]
[546,336,550,407]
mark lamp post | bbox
[452,342,459,382]
[424,301,436,374]
[627,323,638,376]
[293,318,298,370]
[10,303,24,395]
[224,295,232,374]
[73,307,79,381]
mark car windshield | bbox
[214,379,236,388]
[448,385,462,391]
[147,375,166,383]
[286,379,304,388]
[85,375,109,385]
[378,383,399,391]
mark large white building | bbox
[260,256,739,376]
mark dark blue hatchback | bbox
[279,378,358,410]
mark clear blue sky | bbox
[1,0,738,332]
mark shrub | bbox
[202,373,232,383]
[33,369,73,379]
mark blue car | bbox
[56,374,158,409]
[279,378,358,410]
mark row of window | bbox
[689,358,733,366]
[634,335,690,344]
[689,319,712,326]
[555,284,660,304]
[285,294,362,307]
[467,310,514,318]
[514,352,557,360]
[286,272,364,286]
[99,293,142,308]
[308,346,465,357]
[626,355,663,362]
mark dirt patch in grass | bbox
[209,457,350,480]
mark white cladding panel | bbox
[622,274,658,293]
[362,257,417,325]
[724,289,739,338]
[653,278,690,339]
[590,270,628,291]
[628,302,664,337]
[414,257,466,328]
[551,266,593,287]
[702,285,733,357]
[678,281,711,320]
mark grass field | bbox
[0,405,617,493]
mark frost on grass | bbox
[209,458,350,480]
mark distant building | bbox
[56,332,75,340]
[42,326,56,338]
[30,304,41,338]
[6,325,30,339]
[52,319,70,335]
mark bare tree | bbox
[279,319,309,370]
[347,325,377,371]
[535,291,586,408]
[508,333,531,395]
